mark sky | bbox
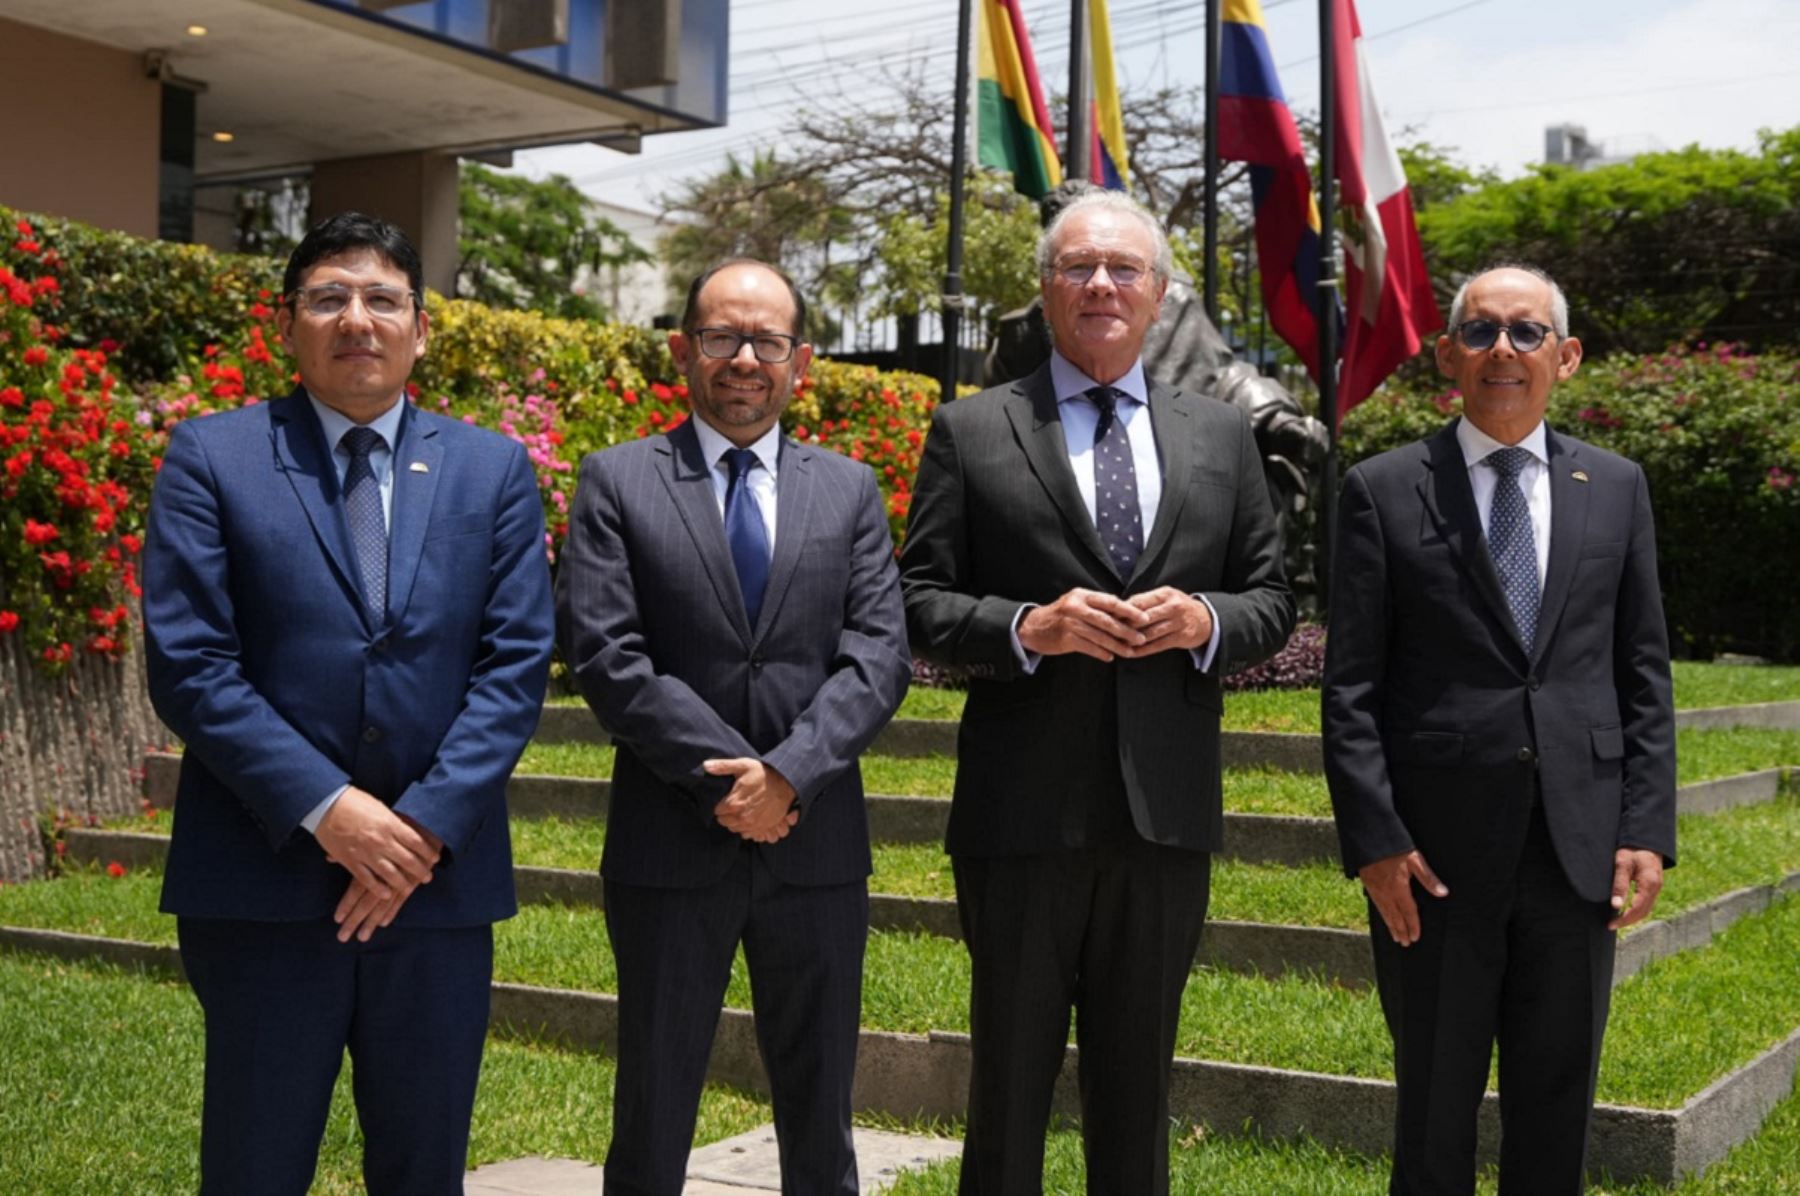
[515,0,1800,219]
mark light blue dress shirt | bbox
[691,415,781,551]
[1010,352,1222,673]
[300,392,407,835]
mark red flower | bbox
[106,861,127,878]
[0,387,22,408]
[22,518,59,546]
[0,611,18,634]
[22,346,49,367]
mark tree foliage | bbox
[870,175,1041,332]
[1419,127,1800,356]
[458,164,649,320]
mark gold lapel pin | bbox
[410,461,430,474]
[1571,470,1589,483]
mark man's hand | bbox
[1123,587,1213,655]
[313,787,440,901]
[707,758,800,844]
[1608,848,1664,930]
[330,816,443,943]
[1018,588,1149,661]
[1358,850,1449,947]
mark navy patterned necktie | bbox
[1484,446,1539,652]
[341,426,388,619]
[722,447,771,627]
[1088,386,1144,579]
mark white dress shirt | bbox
[1457,416,1552,588]
[692,415,781,552]
[301,392,407,835]
[1011,352,1221,673]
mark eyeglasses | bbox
[1455,319,1554,353]
[289,284,419,321]
[693,327,801,364]
[1054,258,1149,288]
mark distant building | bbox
[579,199,673,327]
[0,0,726,294]
[1545,122,1661,172]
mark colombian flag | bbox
[978,0,1062,199]
[1217,0,1331,380]
[1088,0,1129,190]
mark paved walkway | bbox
[466,1125,963,1193]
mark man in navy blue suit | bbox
[556,258,911,1195]
[144,212,554,1195]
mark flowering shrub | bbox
[0,219,159,670]
[1224,622,1325,691]
[1340,343,1800,660]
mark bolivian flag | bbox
[978,0,1062,199]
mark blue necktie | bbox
[341,426,388,619]
[722,448,770,627]
[1484,446,1539,652]
[1088,386,1143,579]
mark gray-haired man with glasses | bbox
[1323,263,1675,1193]
[555,257,910,1194]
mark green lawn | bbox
[1669,661,1800,710]
[9,865,1800,1109]
[0,953,768,1195]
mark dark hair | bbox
[679,258,808,338]
[282,211,424,304]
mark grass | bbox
[0,952,769,1195]
[1677,728,1800,784]
[1669,660,1800,710]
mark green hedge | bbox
[1340,345,1800,661]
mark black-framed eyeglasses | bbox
[1054,258,1149,288]
[1455,319,1554,353]
[289,284,419,321]
[693,327,800,364]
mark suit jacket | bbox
[144,389,554,926]
[555,418,911,890]
[898,363,1295,858]
[1322,419,1677,903]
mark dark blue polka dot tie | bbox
[1088,386,1143,579]
[723,447,770,627]
[341,426,387,619]
[1484,446,1539,652]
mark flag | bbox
[1088,0,1129,190]
[977,0,1062,199]
[1330,0,1442,414]
[1217,0,1331,380]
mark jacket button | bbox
[371,636,390,653]
[750,655,765,670]
[1516,746,1536,764]
[363,726,382,744]
[1526,675,1541,691]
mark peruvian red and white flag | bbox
[1330,0,1441,417]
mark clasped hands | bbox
[314,786,443,944]
[706,757,799,844]
[1018,586,1212,662]
[1359,846,1664,947]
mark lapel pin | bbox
[1571,470,1590,483]
[410,461,430,474]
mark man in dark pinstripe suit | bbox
[556,259,912,1195]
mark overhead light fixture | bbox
[211,131,235,143]
[186,24,208,37]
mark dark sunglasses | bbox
[1455,319,1554,353]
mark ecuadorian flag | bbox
[1217,0,1332,379]
[978,0,1062,199]
[1088,0,1129,189]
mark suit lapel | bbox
[1418,420,1524,655]
[1132,381,1195,585]
[1531,428,1589,667]
[755,437,815,642]
[269,389,370,629]
[384,404,442,629]
[657,419,755,645]
[1004,366,1116,579]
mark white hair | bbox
[1035,191,1174,285]
[1447,263,1570,338]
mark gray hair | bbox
[1035,190,1174,286]
[1447,262,1570,338]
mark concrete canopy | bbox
[0,0,716,183]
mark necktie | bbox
[341,426,388,619]
[1088,386,1144,579]
[723,447,771,627]
[1484,446,1539,652]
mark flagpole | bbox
[1316,0,1339,610]
[1067,0,1091,180]
[942,0,975,405]
[1202,0,1221,322]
